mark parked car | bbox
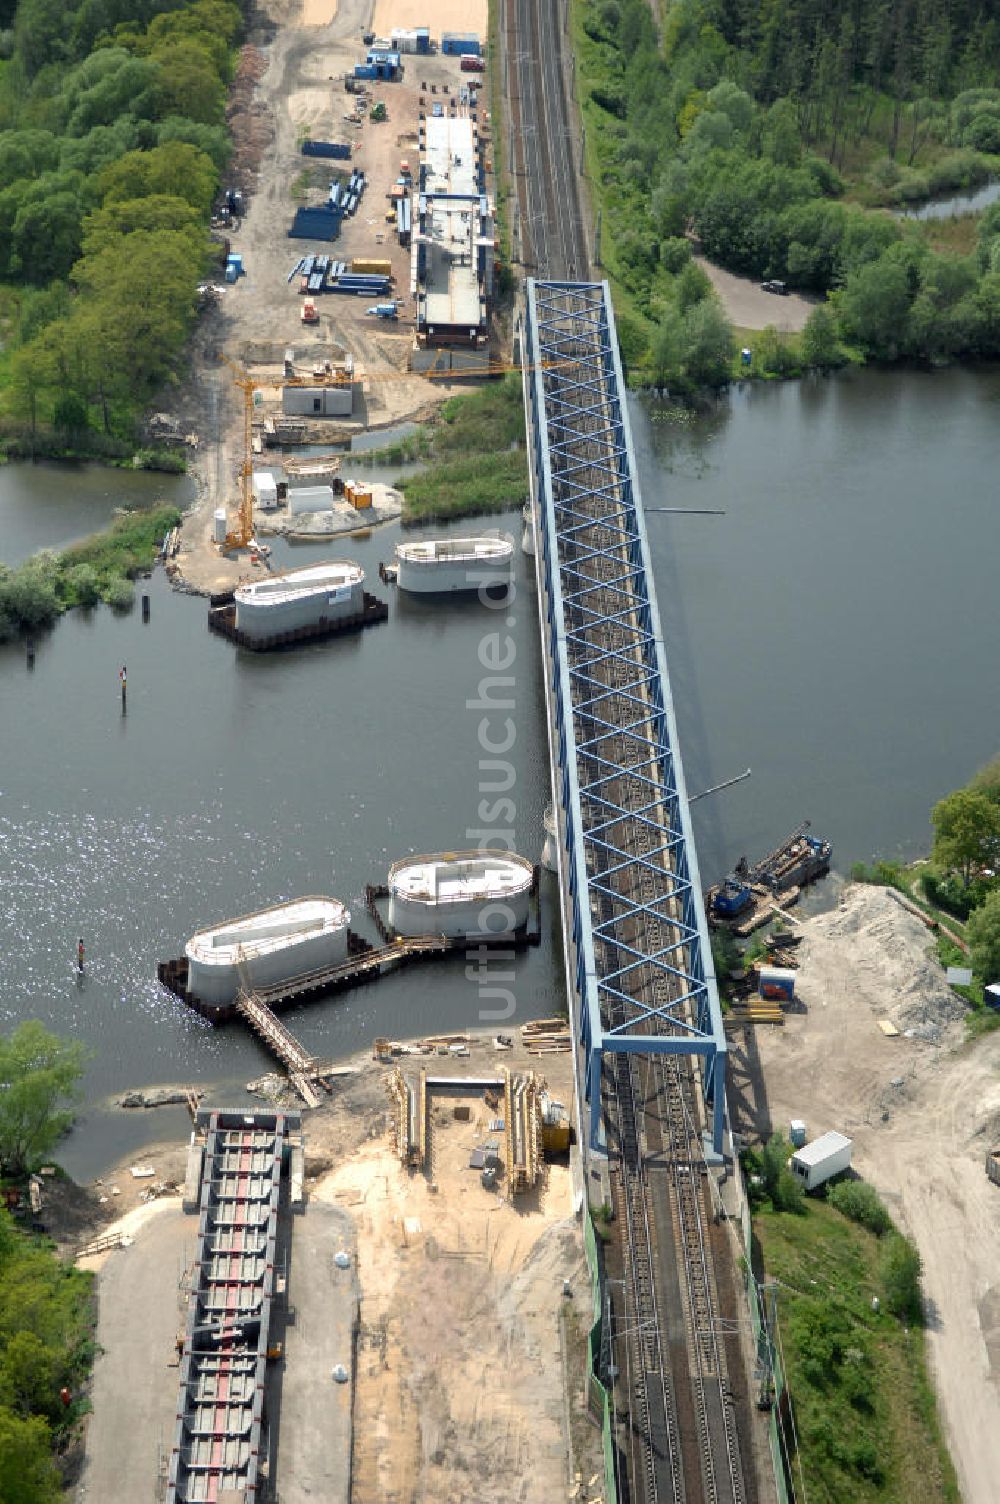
[761,279,788,295]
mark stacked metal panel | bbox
[166,1111,293,1503]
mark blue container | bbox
[288,207,342,241]
[354,63,377,79]
[415,27,430,52]
[441,31,480,55]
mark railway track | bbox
[504,0,588,278]
[528,285,748,1504]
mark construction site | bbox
[74,1031,597,1504]
[164,0,500,597]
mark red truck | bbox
[460,55,485,72]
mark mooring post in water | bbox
[25,637,34,669]
[142,593,150,623]
[77,938,85,974]
[119,663,127,710]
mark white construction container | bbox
[213,508,228,544]
[185,896,351,1005]
[289,485,335,514]
[395,534,513,594]
[234,560,364,639]
[253,472,279,511]
[388,850,534,938]
[789,1131,853,1191]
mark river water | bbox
[0,479,557,1177]
[3,364,999,1175]
[633,363,1000,883]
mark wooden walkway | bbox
[232,936,456,1105]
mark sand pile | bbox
[798,884,965,1043]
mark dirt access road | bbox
[172,0,474,594]
[738,883,1000,1504]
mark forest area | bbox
[573,0,1000,382]
[0,0,241,457]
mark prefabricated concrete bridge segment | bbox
[166,1110,300,1504]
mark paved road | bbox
[75,1204,194,1503]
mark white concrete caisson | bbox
[394,534,513,594]
[185,896,351,1004]
[234,560,364,639]
[388,850,534,937]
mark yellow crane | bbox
[218,354,260,554]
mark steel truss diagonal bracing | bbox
[523,279,727,1153]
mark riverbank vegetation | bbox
[358,377,529,521]
[573,0,1000,378]
[750,1158,957,1504]
[0,0,240,458]
[0,503,180,638]
[0,1023,92,1503]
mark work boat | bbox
[394,533,513,593]
[387,850,533,937]
[185,896,351,1005]
[234,560,364,639]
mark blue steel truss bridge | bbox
[522,278,752,1504]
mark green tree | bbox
[97,141,217,215]
[837,255,913,357]
[0,1407,59,1503]
[969,754,1000,804]
[761,1133,805,1212]
[931,787,1000,887]
[802,303,845,368]
[682,297,735,387]
[879,1232,923,1322]
[828,1179,892,1235]
[0,1024,86,1177]
[650,307,684,386]
[967,889,1000,981]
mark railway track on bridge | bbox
[526,284,751,1504]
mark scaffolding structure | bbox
[503,1068,544,1198]
[522,279,728,1154]
[386,1067,427,1169]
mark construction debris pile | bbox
[227,45,272,192]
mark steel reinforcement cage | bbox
[523,278,727,1153]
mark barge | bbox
[707,822,832,934]
[394,534,513,594]
[388,850,534,937]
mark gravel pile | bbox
[798,884,965,1043]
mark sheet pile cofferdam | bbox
[394,533,514,594]
[387,850,534,938]
[185,896,351,1005]
[234,560,365,638]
